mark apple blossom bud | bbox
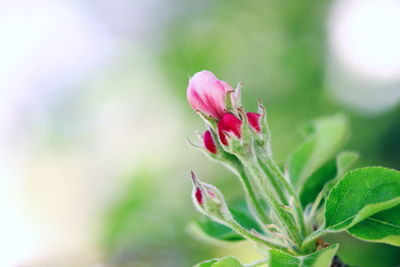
[218,113,243,146]
[203,130,217,154]
[246,112,261,133]
[190,171,232,222]
[187,70,234,119]
[195,187,203,205]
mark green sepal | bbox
[196,109,218,128]
[257,99,271,144]
[220,125,249,159]
[225,90,235,112]
[233,83,242,108]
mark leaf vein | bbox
[328,175,362,226]
[367,217,400,229]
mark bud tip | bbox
[195,187,203,205]
[190,171,197,184]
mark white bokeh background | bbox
[1,0,400,266]
[0,1,182,266]
[328,0,400,115]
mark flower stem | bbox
[227,218,288,252]
[302,228,329,250]
[242,156,303,249]
[256,157,287,205]
[234,163,271,226]
[262,157,307,239]
[208,152,271,230]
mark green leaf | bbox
[335,151,359,177]
[348,205,400,246]
[192,217,243,242]
[323,151,360,196]
[300,159,336,208]
[268,244,338,267]
[324,167,400,232]
[288,114,349,192]
[300,151,358,207]
[194,256,244,267]
[192,198,263,242]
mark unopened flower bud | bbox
[246,112,261,133]
[203,130,217,154]
[187,70,234,120]
[218,113,243,145]
[190,171,232,222]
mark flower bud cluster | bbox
[186,70,305,253]
[187,70,267,158]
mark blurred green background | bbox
[1,0,400,266]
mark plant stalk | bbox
[241,155,303,249]
[227,219,288,252]
[262,157,307,239]
[233,162,271,227]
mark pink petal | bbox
[218,113,242,146]
[195,187,203,205]
[247,112,261,133]
[187,70,233,119]
[203,130,217,154]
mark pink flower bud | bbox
[218,113,243,146]
[195,187,203,205]
[203,130,217,154]
[190,172,232,221]
[192,171,217,208]
[187,70,234,119]
[194,187,216,207]
[246,112,261,133]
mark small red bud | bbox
[246,112,261,133]
[195,187,203,205]
[190,171,232,221]
[203,130,217,154]
[217,113,243,146]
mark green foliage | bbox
[268,244,338,267]
[194,256,244,267]
[288,114,349,193]
[194,216,243,242]
[192,199,262,242]
[299,158,336,207]
[188,108,400,267]
[194,245,338,267]
[324,167,400,232]
[335,151,360,178]
[349,205,400,246]
[300,151,358,207]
